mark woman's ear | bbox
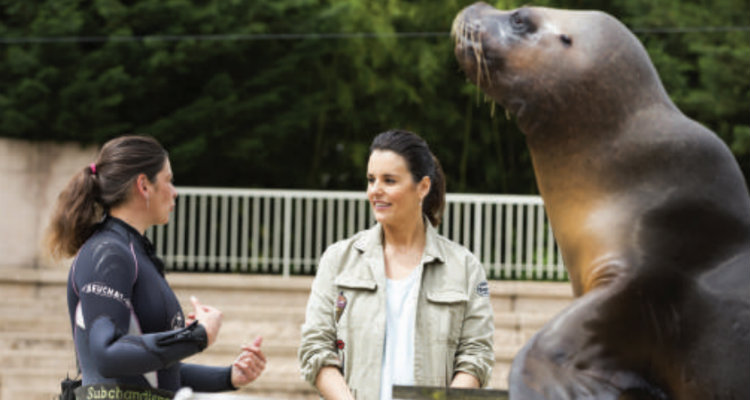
[418,176,431,202]
[136,174,150,197]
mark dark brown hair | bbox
[370,129,446,226]
[46,135,168,258]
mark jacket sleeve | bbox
[453,253,495,387]
[298,244,344,387]
[76,244,207,377]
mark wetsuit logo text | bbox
[83,385,171,400]
[80,282,132,308]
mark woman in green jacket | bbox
[299,129,495,400]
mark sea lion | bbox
[452,3,750,400]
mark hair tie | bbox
[89,163,97,175]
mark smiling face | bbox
[147,158,178,226]
[366,150,429,229]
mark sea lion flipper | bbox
[509,290,669,400]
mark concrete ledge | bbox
[167,273,315,292]
[0,267,68,284]
[0,268,573,299]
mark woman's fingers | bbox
[231,351,265,386]
[240,336,266,360]
[240,347,267,362]
[189,296,223,347]
[237,351,265,367]
[189,295,202,310]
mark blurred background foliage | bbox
[1,0,748,193]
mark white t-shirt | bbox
[380,265,422,400]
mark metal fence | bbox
[147,187,567,280]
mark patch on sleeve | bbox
[335,291,347,322]
[476,281,490,297]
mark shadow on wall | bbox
[0,138,98,270]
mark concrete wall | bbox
[0,138,98,270]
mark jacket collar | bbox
[353,219,446,266]
[338,220,469,298]
[335,220,447,291]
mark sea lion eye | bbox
[510,9,536,33]
[560,34,572,46]
[511,11,524,29]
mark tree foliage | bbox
[1,0,747,192]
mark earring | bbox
[146,195,150,211]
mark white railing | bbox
[147,187,567,280]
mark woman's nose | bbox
[369,180,383,194]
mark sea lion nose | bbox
[454,2,508,36]
[457,2,496,20]
[468,2,496,12]
[454,3,494,36]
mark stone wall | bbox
[0,138,98,269]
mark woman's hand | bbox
[186,296,223,347]
[231,336,267,387]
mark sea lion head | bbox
[452,3,671,136]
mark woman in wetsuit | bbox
[46,135,265,399]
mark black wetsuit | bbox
[67,216,234,392]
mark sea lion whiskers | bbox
[469,26,485,88]
[451,19,482,102]
[453,18,481,88]
[475,23,494,88]
[452,19,487,103]
[453,15,493,89]
[466,26,491,102]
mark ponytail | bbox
[46,165,103,259]
[423,154,446,227]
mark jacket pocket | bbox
[334,276,377,291]
[426,291,468,304]
[425,291,468,345]
[332,276,377,327]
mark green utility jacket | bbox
[298,222,495,399]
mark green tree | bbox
[0,0,747,192]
